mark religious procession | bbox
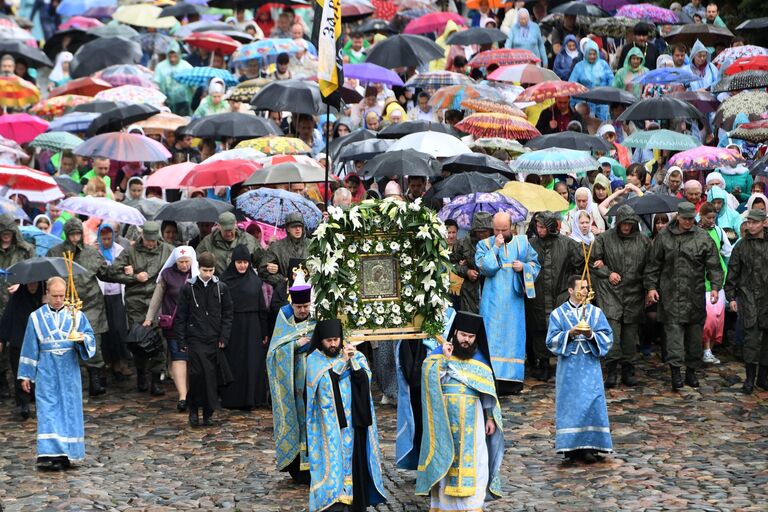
[0,0,767,510]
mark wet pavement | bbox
[0,351,766,511]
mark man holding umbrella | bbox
[47,218,109,397]
[259,212,309,291]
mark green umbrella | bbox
[621,129,699,151]
[29,131,84,152]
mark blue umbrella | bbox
[57,0,116,17]
[173,67,238,88]
[438,192,527,231]
[232,39,307,65]
[47,112,99,133]
[20,226,63,257]
[235,188,322,231]
[0,197,29,221]
[632,67,699,85]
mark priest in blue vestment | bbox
[18,277,96,471]
[546,275,614,463]
[416,311,505,511]
[266,275,316,484]
[305,319,386,512]
[476,211,540,395]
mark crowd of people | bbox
[0,0,767,510]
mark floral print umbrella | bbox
[460,99,527,118]
[617,3,678,24]
[235,136,311,155]
[456,113,540,140]
[713,46,768,70]
[667,147,746,172]
[516,80,588,103]
[729,119,768,143]
[438,192,527,230]
[30,95,93,117]
[714,91,768,130]
[469,48,540,69]
[95,85,166,107]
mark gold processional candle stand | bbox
[62,251,84,342]
[574,242,596,334]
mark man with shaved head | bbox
[475,211,541,395]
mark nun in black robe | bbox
[220,244,270,409]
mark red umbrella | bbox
[725,55,768,76]
[403,12,466,35]
[469,48,541,69]
[144,162,197,189]
[184,32,241,55]
[178,159,261,188]
[516,80,588,103]
[0,164,64,203]
[0,114,49,144]
[49,77,112,98]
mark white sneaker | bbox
[703,352,720,364]
[380,395,391,405]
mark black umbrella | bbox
[214,29,254,44]
[182,112,282,139]
[362,149,442,178]
[664,24,734,48]
[446,28,507,46]
[440,153,514,178]
[88,24,140,40]
[736,17,768,31]
[251,79,321,116]
[154,198,234,222]
[87,103,161,136]
[430,172,509,199]
[338,138,394,162]
[365,34,444,69]
[712,70,768,94]
[377,121,458,139]
[43,29,97,60]
[160,2,204,18]
[571,86,637,106]
[326,128,377,162]
[358,18,396,34]
[550,1,608,17]
[70,37,142,79]
[0,40,53,68]
[71,100,125,114]
[617,97,704,122]
[526,132,612,152]
[4,257,88,285]
[606,194,684,216]
[54,176,83,196]
[750,152,768,178]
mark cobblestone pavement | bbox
[1,351,766,512]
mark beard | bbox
[321,345,341,358]
[503,234,513,244]
[452,340,478,360]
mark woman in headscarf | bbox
[688,39,719,91]
[382,97,407,126]
[504,8,548,67]
[219,244,270,409]
[642,55,678,98]
[344,172,366,203]
[613,47,648,97]
[743,192,768,214]
[145,246,199,412]
[562,186,606,236]
[33,213,51,233]
[553,35,581,81]
[48,51,73,89]
[705,171,740,210]
[154,42,194,116]
[569,209,596,247]
[193,78,229,118]
[568,39,614,120]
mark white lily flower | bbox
[328,205,344,221]
[349,207,362,229]
[421,275,437,291]
[416,225,432,239]
[414,293,425,306]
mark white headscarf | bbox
[156,245,199,283]
[208,77,226,95]
[49,51,73,83]
[569,209,595,244]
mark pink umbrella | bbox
[237,219,285,247]
[404,12,466,35]
[59,16,103,30]
[667,146,745,171]
[0,114,49,144]
[145,162,197,189]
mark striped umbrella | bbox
[30,94,93,117]
[0,165,64,203]
[469,48,541,69]
[30,132,84,152]
[516,80,587,103]
[460,99,527,118]
[184,32,241,55]
[0,76,40,109]
[455,113,540,140]
[74,132,171,162]
[487,64,559,84]
[95,85,167,107]
[509,148,599,175]
[173,67,238,88]
[667,146,746,172]
[235,136,311,155]
[622,129,700,151]
[405,71,473,92]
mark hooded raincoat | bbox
[568,39,614,120]
[688,39,719,91]
[613,47,648,98]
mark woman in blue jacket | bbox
[553,35,581,81]
[568,39,614,120]
[504,8,548,67]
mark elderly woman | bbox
[684,180,706,210]
[193,78,229,118]
[562,187,606,236]
[705,172,739,210]
[568,39,614,120]
[689,39,720,91]
[504,8,548,67]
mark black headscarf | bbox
[220,244,264,313]
[0,282,44,348]
[446,311,494,375]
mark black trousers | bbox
[8,346,30,408]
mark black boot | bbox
[670,366,683,390]
[604,362,619,388]
[756,365,768,391]
[88,368,106,397]
[685,367,700,388]
[0,375,10,399]
[536,358,551,382]
[741,364,757,394]
[621,363,638,387]
[188,408,200,427]
[137,372,148,392]
[19,402,30,421]
[150,373,165,396]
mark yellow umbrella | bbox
[0,76,40,109]
[113,5,177,29]
[498,181,569,213]
[135,112,189,135]
[236,136,311,156]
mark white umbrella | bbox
[387,131,472,158]
[60,196,146,225]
